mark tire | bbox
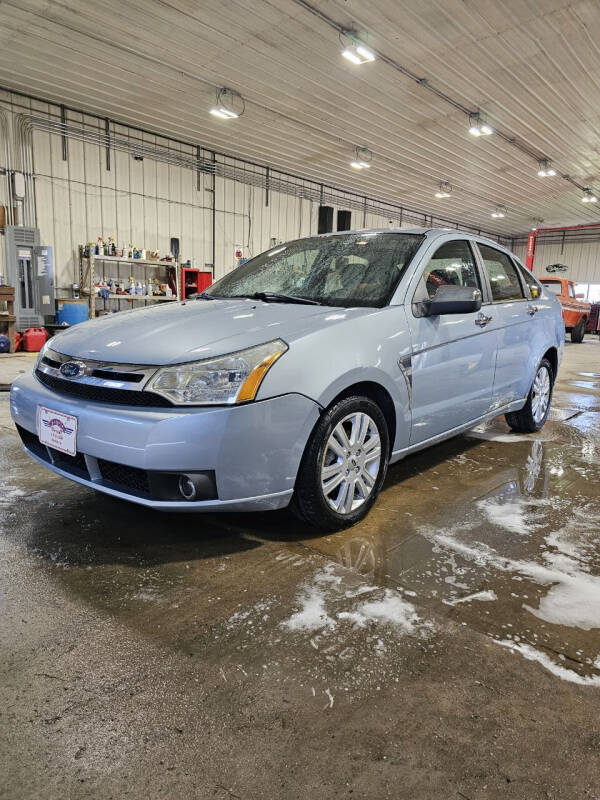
[571,318,586,343]
[291,395,389,531]
[505,358,554,433]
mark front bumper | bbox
[10,372,321,512]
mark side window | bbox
[568,283,575,298]
[413,240,480,304]
[479,245,525,302]
[515,261,542,299]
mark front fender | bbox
[257,307,412,453]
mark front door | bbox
[406,239,497,445]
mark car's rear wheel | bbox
[291,396,389,531]
[505,358,553,433]
[571,318,586,343]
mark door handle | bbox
[527,304,539,316]
[475,312,493,327]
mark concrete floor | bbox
[2,341,600,799]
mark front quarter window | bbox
[205,232,424,308]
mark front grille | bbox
[35,370,172,407]
[97,459,150,496]
[16,424,48,460]
[16,424,89,478]
[48,447,89,478]
[17,426,217,502]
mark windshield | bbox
[540,280,562,296]
[205,232,425,308]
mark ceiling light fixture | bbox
[209,88,245,120]
[468,112,493,136]
[435,181,452,199]
[342,43,376,64]
[340,29,375,65]
[350,145,373,169]
[531,218,544,231]
[491,205,507,218]
[537,159,556,177]
[582,188,598,203]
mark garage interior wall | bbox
[1,89,463,295]
[0,89,517,296]
[512,239,600,283]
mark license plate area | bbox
[37,406,78,456]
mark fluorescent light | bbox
[537,159,556,177]
[469,113,492,136]
[491,205,507,218]
[210,106,238,119]
[342,49,362,64]
[355,45,375,62]
[435,181,452,198]
[342,43,375,64]
[350,146,373,170]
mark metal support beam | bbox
[104,118,110,171]
[60,105,67,161]
[265,166,270,207]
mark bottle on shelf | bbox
[146,278,154,297]
[128,276,136,295]
[97,237,105,256]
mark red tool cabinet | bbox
[181,268,213,299]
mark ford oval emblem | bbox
[59,360,86,379]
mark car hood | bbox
[49,298,373,365]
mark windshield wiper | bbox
[197,291,217,300]
[230,292,322,305]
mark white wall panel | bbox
[2,92,500,300]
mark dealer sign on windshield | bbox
[37,406,78,456]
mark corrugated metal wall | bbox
[0,90,412,295]
[512,240,600,282]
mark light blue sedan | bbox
[11,228,564,530]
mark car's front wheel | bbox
[505,358,554,433]
[291,396,389,531]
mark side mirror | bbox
[424,285,482,316]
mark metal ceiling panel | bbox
[1,0,599,235]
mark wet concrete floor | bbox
[2,341,600,799]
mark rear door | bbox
[475,244,533,408]
[406,238,497,444]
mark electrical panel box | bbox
[3,226,54,328]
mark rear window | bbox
[540,280,562,296]
[515,262,542,299]
[478,244,525,302]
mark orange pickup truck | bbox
[538,276,591,343]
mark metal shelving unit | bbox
[78,249,180,318]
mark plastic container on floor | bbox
[22,327,49,352]
[56,299,89,327]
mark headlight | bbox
[146,339,288,405]
[35,337,54,370]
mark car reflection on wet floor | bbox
[301,410,600,684]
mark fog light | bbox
[178,474,197,501]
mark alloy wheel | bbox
[531,365,551,424]
[320,412,382,515]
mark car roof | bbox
[311,227,513,252]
